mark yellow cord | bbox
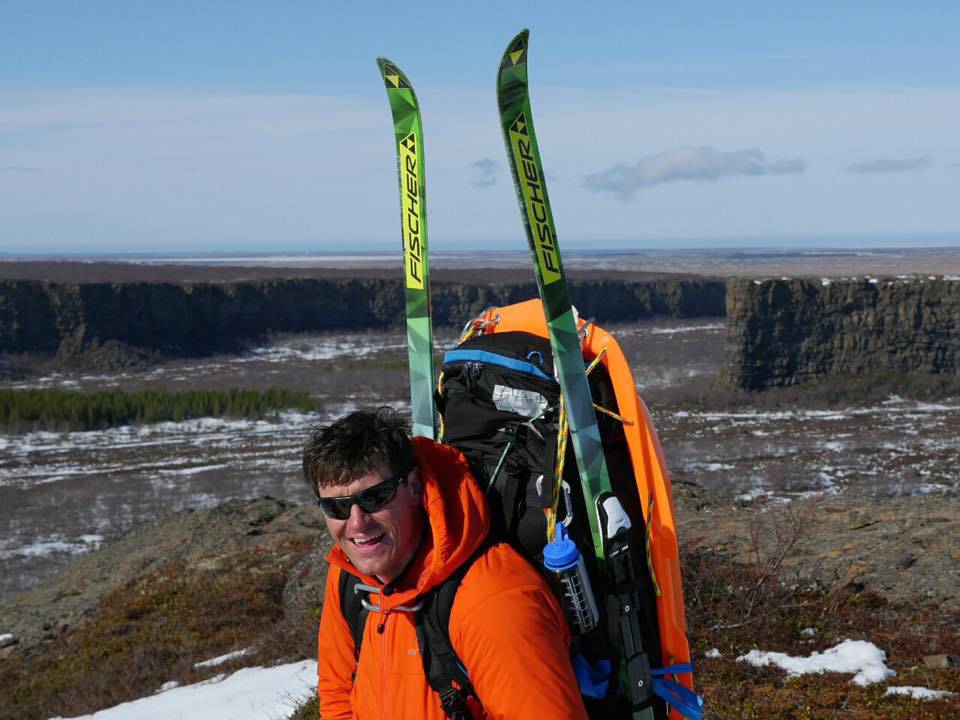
[585,347,607,375]
[546,395,568,542]
[646,492,661,597]
[436,369,446,441]
[592,403,634,424]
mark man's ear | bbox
[406,467,423,503]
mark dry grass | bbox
[0,537,316,720]
[284,537,959,719]
[4,521,956,720]
[683,543,960,719]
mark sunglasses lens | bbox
[316,473,405,520]
[317,496,351,520]
[355,482,399,514]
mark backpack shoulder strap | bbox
[415,544,488,720]
[338,567,369,662]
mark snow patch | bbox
[737,639,894,686]
[705,648,722,659]
[244,335,405,363]
[884,685,956,700]
[194,648,251,668]
[0,534,103,559]
[914,483,951,495]
[157,464,228,477]
[687,462,735,472]
[644,323,725,336]
[735,486,767,503]
[54,660,317,720]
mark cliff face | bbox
[0,277,725,358]
[726,278,960,390]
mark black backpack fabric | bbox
[439,330,664,717]
[340,329,666,719]
[438,331,560,560]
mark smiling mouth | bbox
[351,533,386,549]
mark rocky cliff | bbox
[0,277,725,358]
[726,277,960,389]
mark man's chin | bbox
[345,550,388,579]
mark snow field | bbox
[52,661,317,720]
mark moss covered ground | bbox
[1,536,956,719]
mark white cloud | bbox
[583,146,805,200]
[845,156,933,174]
[470,157,500,188]
[2,85,959,249]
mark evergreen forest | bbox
[0,388,320,432]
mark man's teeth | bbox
[353,534,385,546]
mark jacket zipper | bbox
[379,610,389,720]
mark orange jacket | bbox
[318,437,588,720]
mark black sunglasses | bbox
[316,470,411,520]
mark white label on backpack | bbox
[492,385,547,417]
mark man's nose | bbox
[346,502,371,527]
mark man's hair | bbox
[302,406,415,492]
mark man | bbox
[303,407,588,719]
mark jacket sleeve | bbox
[451,581,589,720]
[317,565,357,720]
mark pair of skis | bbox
[377,31,700,720]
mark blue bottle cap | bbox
[543,525,580,572]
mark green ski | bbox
[377,57,436,439]
[497,30,657,719]
[496,29,611,568]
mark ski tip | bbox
[499,29,530,72]
[376,57,412,90]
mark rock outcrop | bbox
[726,277,960,389]
[0,278,725,360]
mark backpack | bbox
[340,301,699,720]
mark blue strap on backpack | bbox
[650,663,704,720]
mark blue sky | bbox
[2,1,959,253]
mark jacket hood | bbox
[327,437,490,611]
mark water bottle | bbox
[543,524,600,634]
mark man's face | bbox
[318,465,424,583]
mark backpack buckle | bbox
[438,685,471,719]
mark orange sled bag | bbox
[435,299,699,720]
